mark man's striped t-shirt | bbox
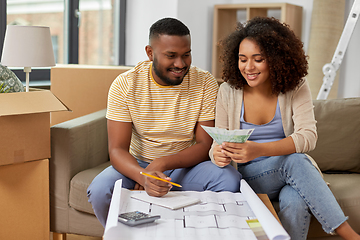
[106,60,218,163]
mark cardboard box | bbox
[50,64,133,126]
[0,90,68,166]
[0,159,49,240]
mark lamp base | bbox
[24,67,32,92]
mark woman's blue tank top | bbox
[240,100,286,162]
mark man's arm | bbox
[145,119,215,172]
[107,119,171,196]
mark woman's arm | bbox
[219,80,317,163]
[288,80,318,153]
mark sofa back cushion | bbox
[308,98,360,173]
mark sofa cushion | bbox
[272,173,360,237]
[69,161,111,215]
[323,173,360,233]
[308,98,360,173]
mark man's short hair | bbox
[149,17,190,41]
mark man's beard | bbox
[152,57,189,86]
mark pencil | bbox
[140,172,182,187]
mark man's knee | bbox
[207,163,242,192]
[87,178,113,207]
[87,166,132,204]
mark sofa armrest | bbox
[50,109,108,231]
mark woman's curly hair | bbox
[219,17,308,94]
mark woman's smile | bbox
[238,38,270,88]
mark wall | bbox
[178,0,313,71]
[125,0,178,66]
[125,0,360,98]
[338,0,360,98]
[177,0,223,71]
[125,0,313,70]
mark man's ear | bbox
[145,45,153,61]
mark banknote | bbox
[201,126,254,145]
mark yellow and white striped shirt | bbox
[106,60,218,162]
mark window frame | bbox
[0,0,126,87]
[0,1,6,58]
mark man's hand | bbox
[145,158,167,172]
[134,183,144,190]
[141,171,172,197]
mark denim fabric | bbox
[87,160,241,227]
[238,153,347,240]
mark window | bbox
[6,0,65,64]
[79,0,115,65]
[0,0,126,87]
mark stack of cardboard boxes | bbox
[0,89,68,240]
[50,64,132,126]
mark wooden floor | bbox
[51,232,102,240]
[67,234,101,240]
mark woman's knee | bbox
[282,153,310,166]
[280,153,316,175]
[279,184,308,212]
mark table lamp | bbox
[0,25,56,92]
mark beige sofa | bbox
[307,98,360,239]
[49,98,360,239]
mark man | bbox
[87,17,241,227]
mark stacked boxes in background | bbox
[0,89,68,240]
[50,64,133,126]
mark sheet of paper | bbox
[104,179,123,233]
[103,179,290,240]
[241,180,290,240]
[201,126,254,144]
[130,192,201,210]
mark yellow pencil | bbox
[140,172,182,187]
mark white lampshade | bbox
[1,25,55,67]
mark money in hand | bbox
[201,126,254,145]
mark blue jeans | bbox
[238,153,347,240]
[87,160,241,227]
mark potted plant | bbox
[0,82,11,93]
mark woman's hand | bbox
[220,141,261,163]
[213,144,232,167]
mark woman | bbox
[210,17,360,240]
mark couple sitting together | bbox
[87,17,360,240]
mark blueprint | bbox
[103,179,289,240]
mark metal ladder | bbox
[317,0,360,100]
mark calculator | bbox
[118,211,160,226]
